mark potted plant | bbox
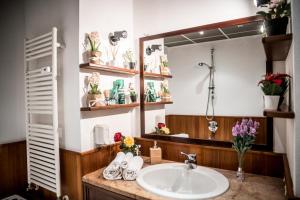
[160,80,171,101]
[258,73,291,110]
[123,49,136,70]
[114,132,140,155]
[85,32,102,64]
[155,123,170,135]
[86,72,103,107]
[232,119,259,181]
[256,0,291,36]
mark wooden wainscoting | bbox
[135,137,283,178]
[0,140,120,200]
[165,115,267,144]
[0,141,27,199]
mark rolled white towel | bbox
[122,156,144,181]
[121,152,134,169]
[103,152,126,180]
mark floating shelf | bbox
[81,102,140,111]
[80,63,139,75]
[263,105,295,118]
[144,101,173,106]
[262,34,293,61]
[144,72,172,79]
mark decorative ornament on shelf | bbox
[84,32,103,64]
[86,72,104,107]
[160,55,171,76]
[258,73,291,110]
[155,123,170,135]
[128,83,137,103]
[108,45,119,66]
[232,118,260,182]
[123,49,136,70]
[256,0,291,36]
[145,82,157,102]
[160,80,171,101]
[114,132,139,155]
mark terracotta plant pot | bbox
[264,17,289,36]
[89,51,101,64]
[86,93,102,107]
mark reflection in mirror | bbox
[143,20,269,145]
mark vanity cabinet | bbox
[83,182,134,200]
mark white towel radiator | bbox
[24,27,61,197]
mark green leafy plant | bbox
[258,73,290,95]
[123,49,134,63]
[88,72,101,94]
[256,0,291,20]
[86,32,100,51]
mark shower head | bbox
[198,62,212,68]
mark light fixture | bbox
[254,0,269,7]
[109,30,128,46]
[145,44,162,56]
[199,31,204,35]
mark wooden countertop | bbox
[82,157,285,200]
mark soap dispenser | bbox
[150,140,162,164]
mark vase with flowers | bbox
[85,32,102,64]
[123,49,136,70]
[256,0,291,36]
[114,132,139,155]
[155,123,170,135]
[232,119,260,181]
[86,72,103,107]
[258,73,291,110]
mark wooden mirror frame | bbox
[139,15,274,151]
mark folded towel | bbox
[121,152,134,169]
[122,156,144,181]
[103,152,126,180]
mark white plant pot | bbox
[264,95,280,110]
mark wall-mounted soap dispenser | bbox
[150,141,162,164]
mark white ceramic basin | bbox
[136,163,229,200]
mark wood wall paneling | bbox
[135,137,283,178]
[0,141,120,200]
[165,115,267,144]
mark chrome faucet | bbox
[181,152,197,169]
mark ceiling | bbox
[164,21,264,47]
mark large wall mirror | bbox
[139,16,273,151]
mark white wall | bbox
[25,0,81,152]
[79,0,138,152]
[0,0,26,144]
[287,0,300,195]
[166,36,265,116]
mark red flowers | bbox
[258,73,291,96]
[114,132,122,142]
[157,123,166,129]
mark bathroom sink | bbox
[136,163,229,200]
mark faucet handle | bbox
[180,152,196,162]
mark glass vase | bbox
[236,152,245,181]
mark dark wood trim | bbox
[144,72,172,79]
[80,63,139,75]
[139,15,274,151]
[80,103,140,111]
[144,101,173,106]
[283,154,300,200]
[139,15,263,41]
[262,34,293,61]
[135,137,283,177]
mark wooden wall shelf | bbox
[144,101,173,106]
[263,105,295,118]
[262,34,293,61]
[144,72,172,79]
[81,103,140,111]
[80,63,139,75]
